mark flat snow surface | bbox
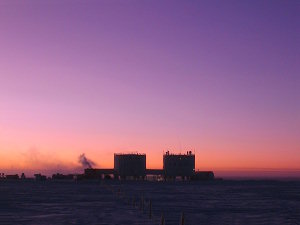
[0,180,299,225]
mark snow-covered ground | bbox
[0,180,299,225]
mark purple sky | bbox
[0,0,299,176]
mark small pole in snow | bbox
[141,195,144,212]
[180,212,185,225]
[149,199,152,219]
[160,213,165,225]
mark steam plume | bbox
[78,153,95,169]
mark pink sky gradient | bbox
[0,0,299,177]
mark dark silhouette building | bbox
[5,174,19,180]
[163,151,195,180]
[84,168,115,179]
[34,173,47,181]
[82,151,214,181]
[191,171,215,180]
[52,173,74,180]
[114,153,146,180]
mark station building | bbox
[163,151,195,180]
[114,153,146,180]
[82,151,213,181]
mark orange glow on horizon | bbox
[1,144,300,177]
